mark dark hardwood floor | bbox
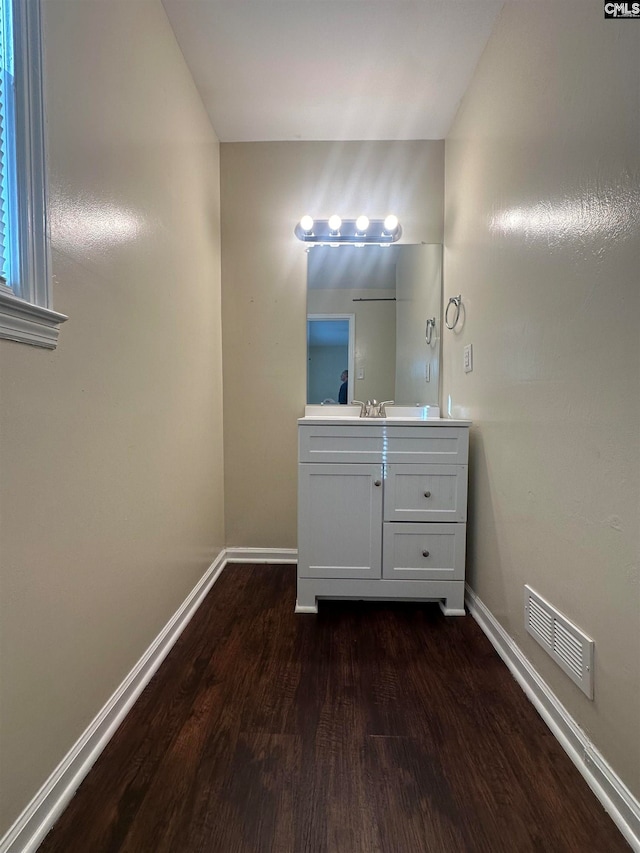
[38,565,628,852]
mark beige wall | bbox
[221,141,444,546]
[444,1,639,797]
[0,0,225,833]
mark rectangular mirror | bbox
[306,244,442,407]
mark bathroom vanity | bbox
[296,411,470,615]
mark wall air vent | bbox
[524,585,594,699]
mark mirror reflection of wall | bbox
[395,245,442,405]
[306,244,442,407]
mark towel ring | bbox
[445,295,462,330]
[425,317,436,345]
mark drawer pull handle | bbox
[422,550,430,558]
[374,480,381,487]
[424,491,431,498]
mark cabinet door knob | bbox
[422,550,430,558]
[424,491,431,498]
[374,480,381,487]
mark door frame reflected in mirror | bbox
[307,313,355,405]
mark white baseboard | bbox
[0,549,230,853]
[224,547,297,564]
[466,584,640,852]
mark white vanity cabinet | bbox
[296,419,470,615]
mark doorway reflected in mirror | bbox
[306,315,354,405]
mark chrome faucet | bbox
[351,399,394,418]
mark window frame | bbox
[0,0,67,349]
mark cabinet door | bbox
[298,463,383,579]
[384,463,467,522]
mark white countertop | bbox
[299,403,470,426]
[298,416,471,426]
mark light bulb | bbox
[383,214,399,233]
[300,215,314,233]
[328,214,342,232]
[355,215,369,233]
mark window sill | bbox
[0,289,68,349]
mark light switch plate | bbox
[357,367,365,380]
[463,344,473,373]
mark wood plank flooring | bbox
[38,565,629,852]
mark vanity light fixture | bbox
[355,214,370,234]
[294,214,402,245]
[355,215,369,247]
[328,214,342,234]
[383,214,399,234]
[300,214,314,234]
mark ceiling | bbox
[162,1,504,142]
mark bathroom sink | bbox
[382,406,440,419]
[303,405,360,418]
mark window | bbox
[0,0,66,349]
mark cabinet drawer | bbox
[385,426,468,464]
[299,425,384,463]
[384,464,467,522]
[382,522,466,581]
